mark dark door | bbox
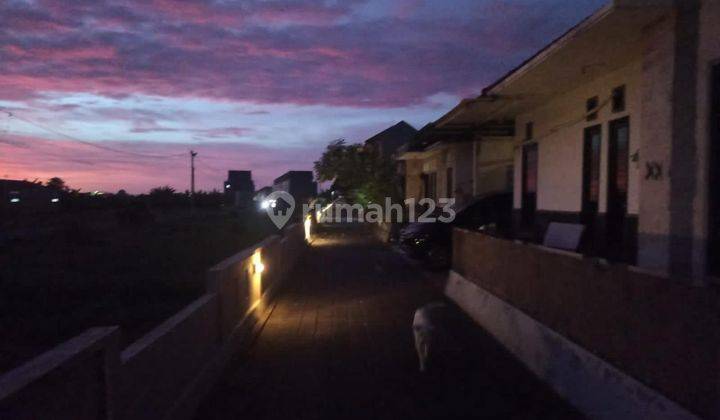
[607,117,630,261]
[582,125,602,252]
[521,143,538,230]
[709,65,720,276]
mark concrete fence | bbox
[0,223,305,420]
[448,228,719,419]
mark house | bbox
[224,170,254,207]
[273,171,317,206]
[441,1,720,418]
[363,121,417,160]
[441,0,719,280]
[397,119,514,209]
[362,121,418,202]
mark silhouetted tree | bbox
[314,139,398,205]
[148,186,185,208]
[46,177,68,191]
[149,186,175,195]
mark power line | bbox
[0,108,188,159]
[194,156,226,172]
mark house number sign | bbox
[645,161,663,180]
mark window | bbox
[582,125,602,223]
[525,122,534,140]
[612,85,626,113]
[586,96,599,121]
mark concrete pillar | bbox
[638,3,701,281]
[453,142,474,207]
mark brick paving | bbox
[197,228,582,420]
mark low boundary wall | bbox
[450,228,720,419]
[0,223,305,420]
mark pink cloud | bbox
[0,0,605,192]
[0,134,319,193]
[0,0,603,107]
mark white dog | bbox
[412,302,449,372]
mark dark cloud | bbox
[0,0,604,107]
[0,0,606,192]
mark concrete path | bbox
[197,228,581,420]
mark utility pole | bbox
[190,150,198,204]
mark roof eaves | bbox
[482,2,614,96]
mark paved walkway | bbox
[197,228,581,419]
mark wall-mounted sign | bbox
[645,161,663,180]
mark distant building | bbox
[273,171,317,207]
[364,121,418,200]
[224,170,254,207]
[363,121,417,160]
[396,121,511,210]
[0,180,60,212]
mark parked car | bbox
[399,192,512,269]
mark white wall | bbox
[404,143,477,206]
[476,137,514,196]
[512,59,643,215]
[453,142,474,204]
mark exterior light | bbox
[261,199,270,209]
[304,215,312,242]
[253,261,265,274]
[225,184,231,189]
[10,198,20,203]
[250,250,264,308]
[50,198,60,203]
[252,250,265,275]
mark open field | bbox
[0,207,275,373]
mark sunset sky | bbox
[0,0,604,193]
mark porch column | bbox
[638,2,701,281]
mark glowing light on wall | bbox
[10,198,20,203]
[253,260,265,274]
[50,198,60,203]
[250,250,264,311]
[304,215,312,242]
